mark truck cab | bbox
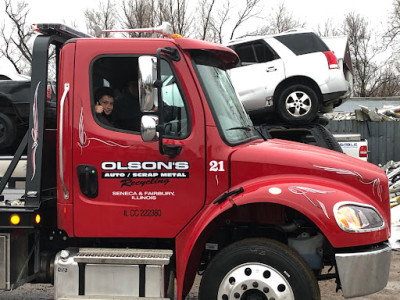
[0,24,391,300]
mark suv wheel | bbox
[0,112,17,149]
[276,84,319,124]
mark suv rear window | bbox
[274,32,329,55]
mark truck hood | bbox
[230,139,389,206]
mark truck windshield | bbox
[192,51,260,145]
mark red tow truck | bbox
[0,23,391,299]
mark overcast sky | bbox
[21,0,394,28]
[0,0,395,74]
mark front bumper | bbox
[335,243,391,298]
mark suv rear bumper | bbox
[322,90,348,103]
[335,243,391,298]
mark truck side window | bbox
[160,59,189,139]
[91,56,189,138]
[91,56,142,132]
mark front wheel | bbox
[198,238,320,300]
[276,84,319,124]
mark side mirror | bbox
[138,56,158,112]
[141,115,159,142]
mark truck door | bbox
[71,41,206,238]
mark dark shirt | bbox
[114,89,142,131]
[96,112,117,127]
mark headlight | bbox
[333,202,385,233]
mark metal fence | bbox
[326,120,400,165]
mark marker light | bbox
[334,202,384,233]
[10,214,20,225]
[31,24,40,33]
[35,214,41,224]
[172,34,182,38]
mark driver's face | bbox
[99,95,114,115]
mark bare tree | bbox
[120,0,154,34]
[83,0,191,38]
[162,0,191,36]
[345,13,374,97]
[228,0,261,40]
[209,0,231,43]
[150,0,191,36]
[174,0,191,35]
[386,0,400,46]
[0,0,33,74]
[84,0,117,37]
[371,65,400,96]
[195,0,261,43]
[343,12,399,97]
[197,0,217,40]
[257,3,305,35]
[316,19,343,37]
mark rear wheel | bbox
[198,238,320,300]
[276,84,319,124]
[0,112,17,149]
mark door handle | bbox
[59,83,70,199]
[77,165,98,198]
[266,67,277,72]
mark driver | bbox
[95,87,118,127]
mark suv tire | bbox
[0,112,17,149]
[276,84,319,124]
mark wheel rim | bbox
[217,263,295,300]
[285,91,312,117]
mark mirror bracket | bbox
[154,79,162,89]
[162,47,180,61]
[163,145,182,159]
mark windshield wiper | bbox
[227,126,252,131]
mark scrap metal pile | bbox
[325,105,400,121]
[381,160,400,208]
[385,161,400,249]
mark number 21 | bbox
[209,160,224,172]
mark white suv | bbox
[227,29,350,124]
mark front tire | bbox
[276,84,319,124]
[199,238,320,300]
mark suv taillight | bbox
[359,145,368,158]
[323,51,339,69]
